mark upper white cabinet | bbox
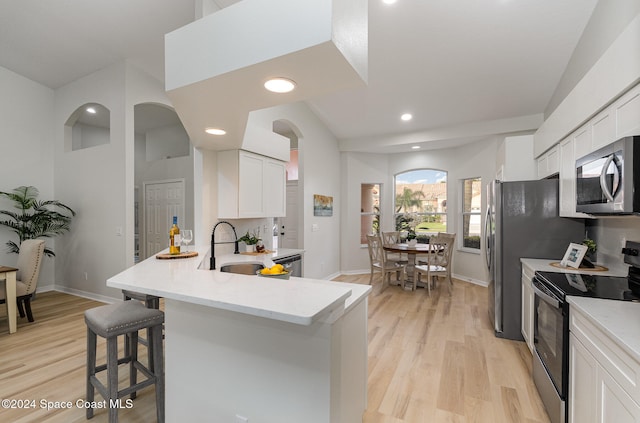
[590,107,615,151]
[536,144,559,179]
[614,83,640,139]
[218,150,286,219]
[573,123,592,160]
[559,132,591,218]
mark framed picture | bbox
[560,243,588,269]
[313,194,333,216]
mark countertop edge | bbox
[567,296,640,364]
[107,246,366,327]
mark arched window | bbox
[394,169,447,241]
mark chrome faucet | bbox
[210,221,239,270]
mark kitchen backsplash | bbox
[587,217,640,269]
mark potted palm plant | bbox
[0,186,76,257]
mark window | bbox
[361,183,380,244]
[461,177,482,250]
[395,170,447,241]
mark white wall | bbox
[546,0,640,118]
[145,124,190,161]
[0,66,56,289]
[340,152,390,274]
[53,62,180,301]
[277,102,342,279]
[341,138,498,285]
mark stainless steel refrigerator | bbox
[485,179,584,341]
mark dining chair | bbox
[367,234,406,291]
[381,231,408,265]
[413,233,455,294]
[0,239,46,322]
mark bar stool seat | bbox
[85,301,164,423]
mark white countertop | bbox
[520,258,628,277]
[107,246,371,326]
[568,296,640,363]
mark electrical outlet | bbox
[235,415,248,423]
[84,272,88,281]
[622,236,627,248]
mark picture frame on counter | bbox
[561,243,587,269]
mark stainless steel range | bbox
[531,241,640,423]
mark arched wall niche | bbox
[64,103,111,152]
[134,103,189,161]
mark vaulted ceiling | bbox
[0,0,598,152]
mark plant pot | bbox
[244,244,255,253]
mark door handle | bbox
[484,206,492,271]
[599,154,619,202]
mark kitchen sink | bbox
[219,263,264,275]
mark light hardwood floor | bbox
[0,275,550,423]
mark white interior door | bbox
[280,181,298,249]
[143,180,185,258]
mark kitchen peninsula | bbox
[107,246,371,422]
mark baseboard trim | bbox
[337,270,489,287]
[49,286,118,304]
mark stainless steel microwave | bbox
[576,136,640,214]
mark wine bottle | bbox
[169,216,181,255]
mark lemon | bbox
[260,268,271,275]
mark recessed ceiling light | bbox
[86,107,96,114]
[205,127,226,136]
[401,113,413,121]
[383,0,397,4]
[412,145,421,150]
[264,78,296,93]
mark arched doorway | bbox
[273,119,302,249]
[134,103,193,260]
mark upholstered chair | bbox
[0,239,46,322]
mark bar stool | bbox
[85,301,164,423]
[122,290,162,371]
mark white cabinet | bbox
[572,123,592,160]
[536,144,560,179]
[569,332,598,423]
[521,263,534,353]
[614,83,640,139]
[569,307,640,423]
[558,136,591,218]
[218,150,286,219]
[590,107,615,151]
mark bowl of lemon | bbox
[257,264,290,279]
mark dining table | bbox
[382,243,439,288]
[1,265,18,333]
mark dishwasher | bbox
[273,254,303,277]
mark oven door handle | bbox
[532,281,561,309]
